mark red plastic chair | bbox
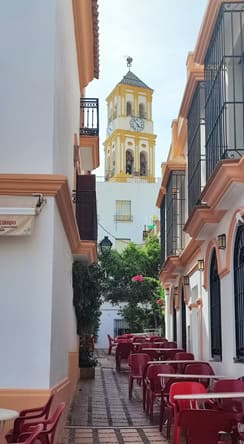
[174,351,194,360]
[178,409,236,444]
[107,334,117,355]
[12,424,44,444]
[115,342,132,371]
[159,376,188,432]
[132,336,146,342]
[211,379,244,415]
[145,363,175,419]
[164,341,177,348]
[163,349,184,360]
[6,394,54,442]
[184,362,215,388]
[165,381,207,443]
[16,402,66,444]
[149,336,167,342]
[173,352,194,372]
[128,353,151,399]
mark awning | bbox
[0,195,46,236]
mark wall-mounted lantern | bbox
[217,233,226,249]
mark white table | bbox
[174,391,244,409]
[142,347,179,352]
[157,373,228,389]
[0,408,18,432]
[146,360,207,365]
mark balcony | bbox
[75,174,97,242]
[79,98,99,170]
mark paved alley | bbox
[63,350,167,444]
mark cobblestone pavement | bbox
[63,350,169,444]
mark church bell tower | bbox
[104,57,156,182]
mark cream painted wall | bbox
[0,199,54,388]
[0,0,56,173]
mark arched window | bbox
[234,225,244,361]
[140,151,147,176]
[126,150,134,174]
[126,101,132,116]
[139,103,145,118]
[209,249,222,360]
[181,286,186,350]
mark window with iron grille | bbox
[181,287,187,351]
[114,200,133,222]
[160,200,166,265]
[204,3,244,179]
[187,82,206,215]
[166,171,185,256]
[173,301,177,342]
[234,224,244,362]
[114,319,129,337]
[209,249,222,360]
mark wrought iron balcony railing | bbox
[80,98,99,137]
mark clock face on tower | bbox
[130,117,144,132]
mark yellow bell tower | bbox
[104,57,156,182]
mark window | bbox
[181,287,187,351]
[114,319,129,337]
[126,150,134,174]
[166,171,185,256]
[126,101,132,116]
[139,103,145,118]
[234,225,244,361]
[205,4,244,178]
[187,82,206,214]
[140,151,147,176]
[115,200,132,222]
[209,249,222,360]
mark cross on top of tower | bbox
[126,56,133,70]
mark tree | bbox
[99,235,165,333]
[72,261,103,368]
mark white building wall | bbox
[96,180,160,347]
[97,302,124,348]
[0,0,81,389]
[53,0,80,183]
[0,0,56,173]
[0,199,54,388]
[97,181,160,245]
[50,203,76,387]
[169,184,244,376]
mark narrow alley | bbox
[62,350,167,444]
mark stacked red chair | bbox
[128,353,151,399]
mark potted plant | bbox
[72,261,102,379]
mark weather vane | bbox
[126,56,133,70]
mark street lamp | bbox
[99,236,113,255]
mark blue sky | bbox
[87,0,208,178]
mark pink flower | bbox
[156,298,163,306]
[132,274,144,282]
